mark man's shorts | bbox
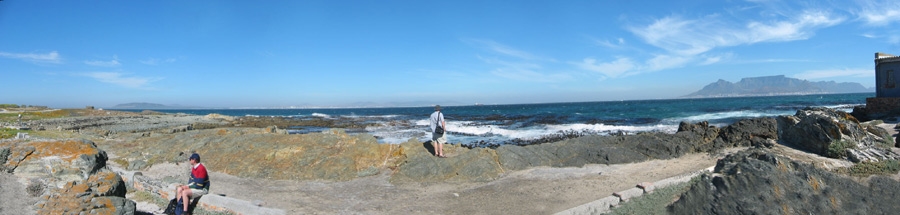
[432,132,446,144]
[189,188,208,199]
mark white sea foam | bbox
[667,110,792,123]
[824,104,862,113]
[311,113,332,118]
[342,114,401,118]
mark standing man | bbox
[175,153,209,215]
[430,105,447,157]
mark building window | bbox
[887,70,896,88]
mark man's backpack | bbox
[434,112,444,134]
[164,198,178,215]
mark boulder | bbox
[87,170,127,197]
[37,178,136,215]
[777,107,900,162]
[0,139,135,215]
[3,139,108,186]
[670,149,900,214]
[717,118,777,148]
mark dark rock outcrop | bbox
[669,149,900,214]
[777,107,899,162]
[495,119,776,172]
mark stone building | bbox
[866,52,900,115]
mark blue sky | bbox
[2,0,899,108]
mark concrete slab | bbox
[612,187,644,202]
[198,194,285,215]
[553,196,620,215]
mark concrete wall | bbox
[876,60,900,97]
[866,97,900,115]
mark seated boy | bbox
[175,153,209,215]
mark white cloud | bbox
[575,57,637,78]
[82,72,161,89]
[792,68,873,80]
[467,39,553,61]
[0,51,61,64]
[856,0,900,26]
[700,56,723,65]
[84,55,120,67]
[628,10,843,56]
[596,38,626,49]
[745,11,844,43]
[645,55,692,71]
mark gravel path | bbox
[0,172,37,215]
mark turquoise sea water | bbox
[127,93,873,147]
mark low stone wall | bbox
[121,170,285,215]
[554,165,715,215]
[866,97,900,114]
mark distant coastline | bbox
[682,75,872,99]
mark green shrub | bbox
[0,128,20,139]
[848,160,900,176]
[608,176,700,215]
[826,140,856,158]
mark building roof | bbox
[876,52,900,64]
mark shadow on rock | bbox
[670,148,900,214]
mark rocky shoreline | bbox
[2,107,900,214]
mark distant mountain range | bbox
[110,102,201,109]
[683,75,873,98]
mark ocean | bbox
[132,93,873,147]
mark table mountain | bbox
[683,75,871,98]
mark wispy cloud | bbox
[855,0,900,26]
[467,40,570,82]
[0,51,61,64]
[580,5,844,80]
[82,72,162,89]
[793,68,873,80]
[466,39,553,61]
[479,56,572,83]
[84,55,120,67]
[574,57,636,78]
[595,38,626,49]
[139,57,177,65]
[628,10,843,56]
